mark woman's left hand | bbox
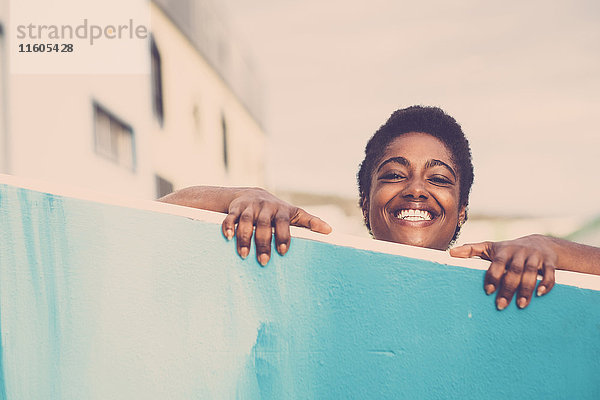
[450,234,557,310]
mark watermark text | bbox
[16,19,148,45]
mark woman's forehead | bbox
[378,132,456,166]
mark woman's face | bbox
[367,132,466,250]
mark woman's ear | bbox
[361,198,370,228]
[458,205,467,227]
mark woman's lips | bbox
[391,208,438,226]
[395,209,433,221]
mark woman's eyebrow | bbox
[425,159,456,179]
[377,156,410,172]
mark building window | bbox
[221,113,228,171]
[93,103,135,170]
[150,35,164,126]
[155,174,173,198]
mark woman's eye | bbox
[381,172,405,181]
[429,176,452,185]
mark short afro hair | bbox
[357,105,474,239]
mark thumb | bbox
[450,242,491,260]
[291,209,332,234]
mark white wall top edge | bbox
[1,173,598,291]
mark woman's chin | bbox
[378,230,450,251]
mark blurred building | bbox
[0,0,266,200]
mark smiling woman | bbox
[358,106,473,250]
[366,132,464,250]
[159,105,600,310]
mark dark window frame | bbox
[150,35,164,127]
[155,174,174,199]
[221,113,228,171]
[92,101,136,172]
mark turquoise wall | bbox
[0,182,599,399]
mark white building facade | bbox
[0,0,266,200]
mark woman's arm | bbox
[450,234,600,310]
[158,186,244,213]
[158,186,331,265]
[541,235,600,275]
[159,186,244,214]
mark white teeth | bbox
[395,209,432,221]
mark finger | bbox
[236,207,255,259]
[496,252,527,310]
[274,211,291,256]
[516,255,541,309]
[483,246,508,295]
[291,208,332,234]
[537,262,556,296]
[222,206,241,240]
[254,207,275,266]
[450,242,492,260]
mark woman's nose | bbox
[402,178,428,200]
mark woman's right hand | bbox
[159,186,331,266]
[222,188,331,265]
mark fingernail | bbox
[496,297,508,311]
[537,286,546,296]
[258,253,269,266]
[278,243,287,255]
[485,284,495,295]
[240,247,249,259]
[517,297,527,309]
[225,229,233,240]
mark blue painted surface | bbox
[0,183,599,399]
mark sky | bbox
[222,0,600,218]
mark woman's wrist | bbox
[158,186,240,214]
[540,235,600,275]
